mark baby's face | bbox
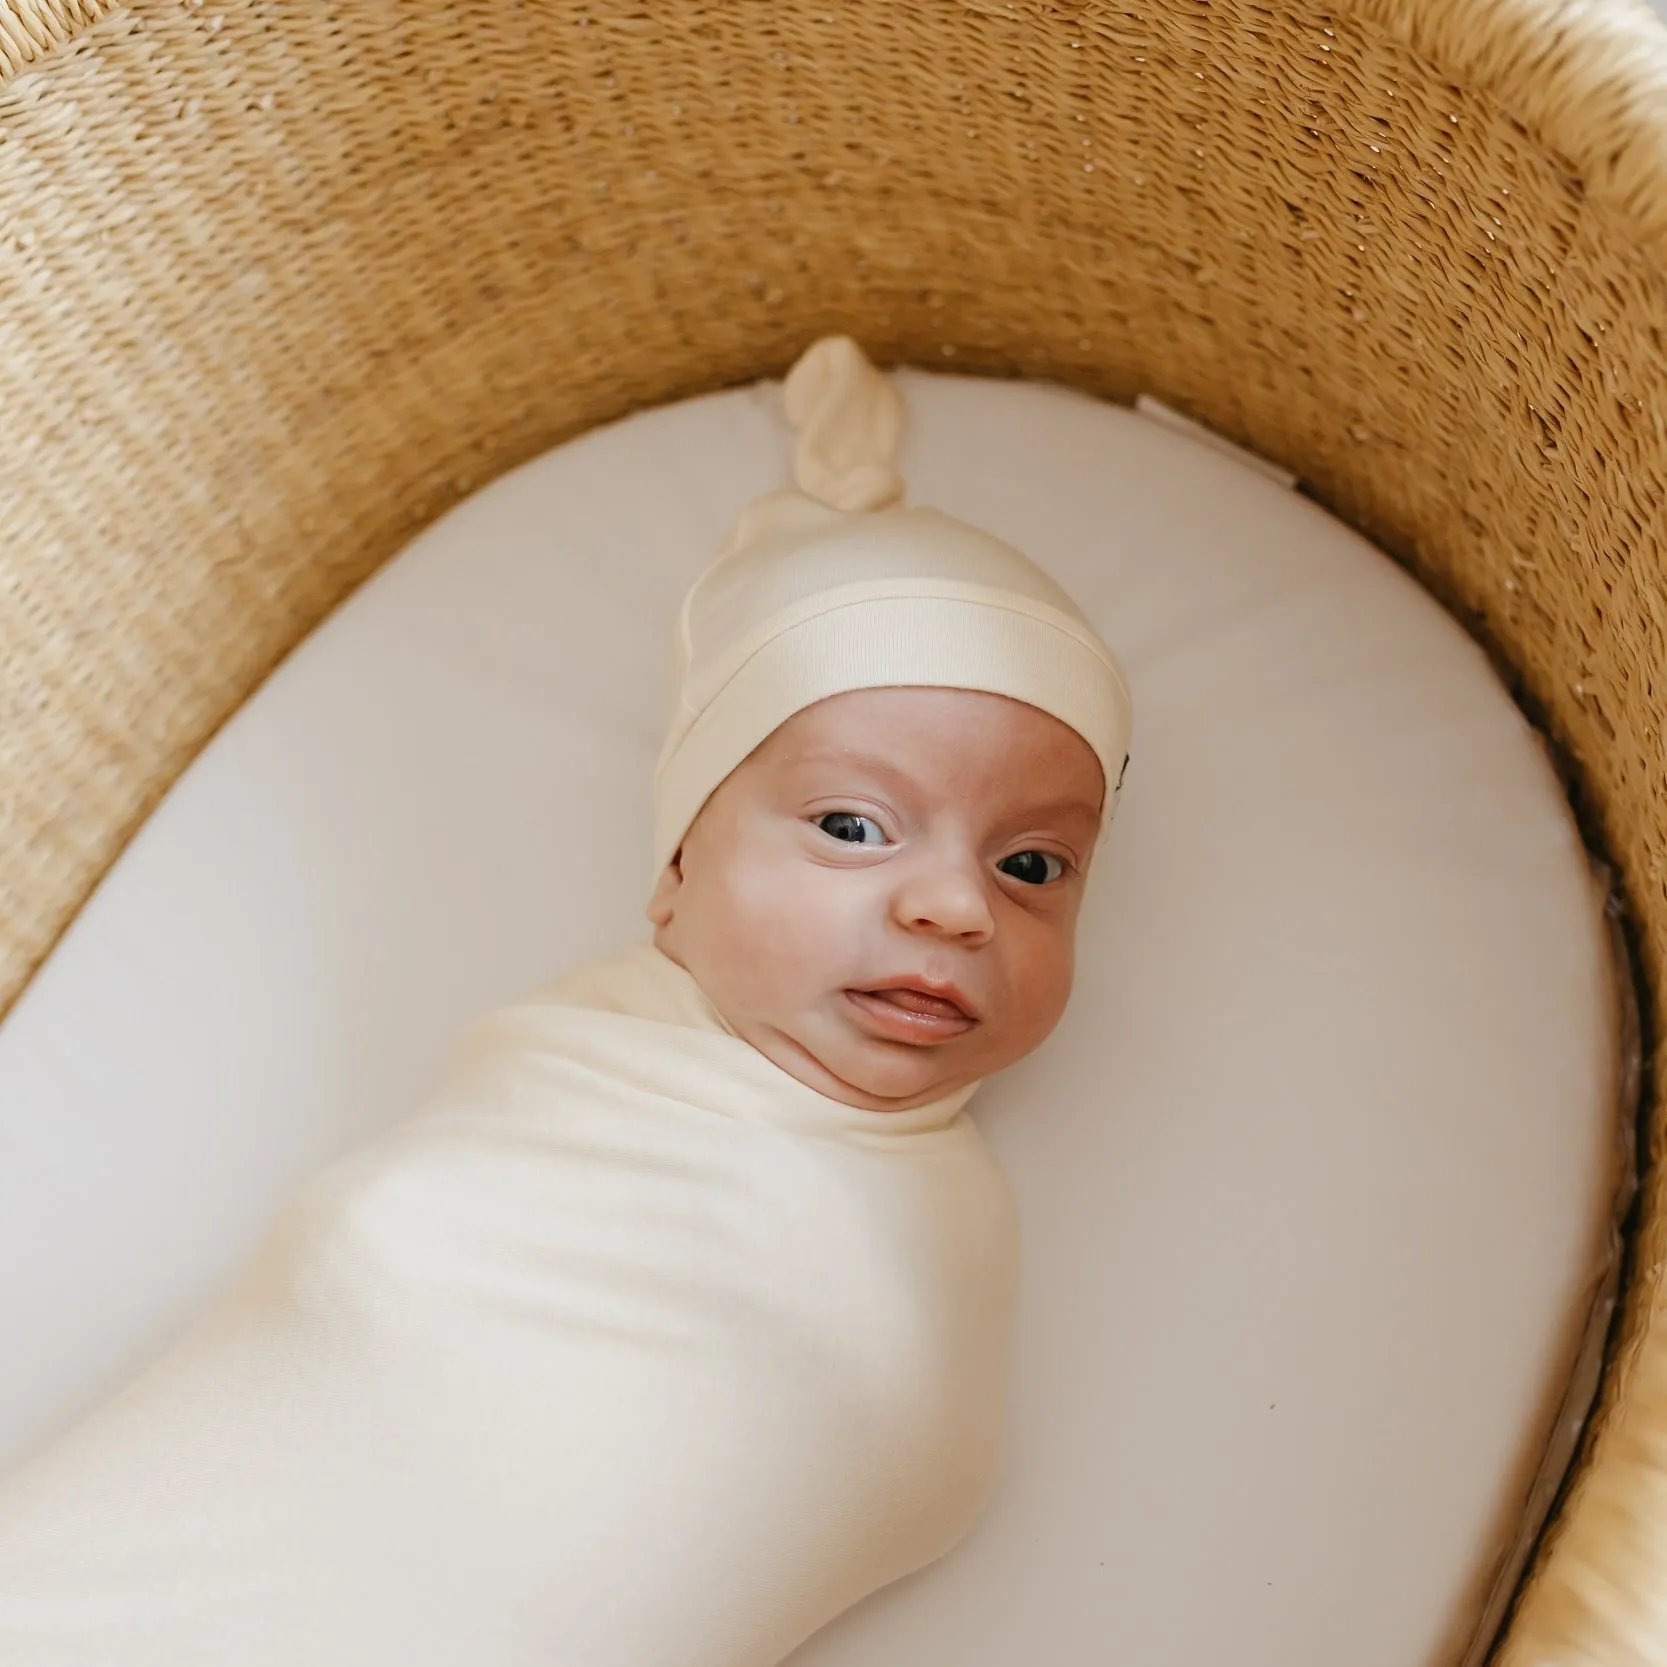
[646,686,1105,1111]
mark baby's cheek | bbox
[716,870,828,1000]
[1003,929,1078,1048]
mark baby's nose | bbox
[890,861,995,941]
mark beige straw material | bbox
[2,0,1666,1658]
[0,0,107,76]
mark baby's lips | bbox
[863,987,973,1021]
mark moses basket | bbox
[7,0,1667,1659]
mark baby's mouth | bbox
[865,987,970,1019]
[843,987,978,1043]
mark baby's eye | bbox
[998,850,1067,886]
[816,811,888,846]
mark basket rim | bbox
[10,0,1667,260]
[0,0,112,79]
[1353,0,1667,261]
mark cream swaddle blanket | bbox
[0,943,1016,1665]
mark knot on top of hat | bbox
[783,334,906,513]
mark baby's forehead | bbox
[760,689,1103,820]
[778,687,1097,759]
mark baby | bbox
[0,338,1131,1666]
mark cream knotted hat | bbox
[651,337,1133,884]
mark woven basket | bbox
[4,0,1667,1657]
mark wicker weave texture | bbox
[3,1,1667,1659]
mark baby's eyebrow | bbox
[1010,796,1102,829]
[785,749,914,787]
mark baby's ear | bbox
[644,851,683,927]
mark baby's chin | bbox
[771,1006,976,1112]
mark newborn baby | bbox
[0,338,1132,1666]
